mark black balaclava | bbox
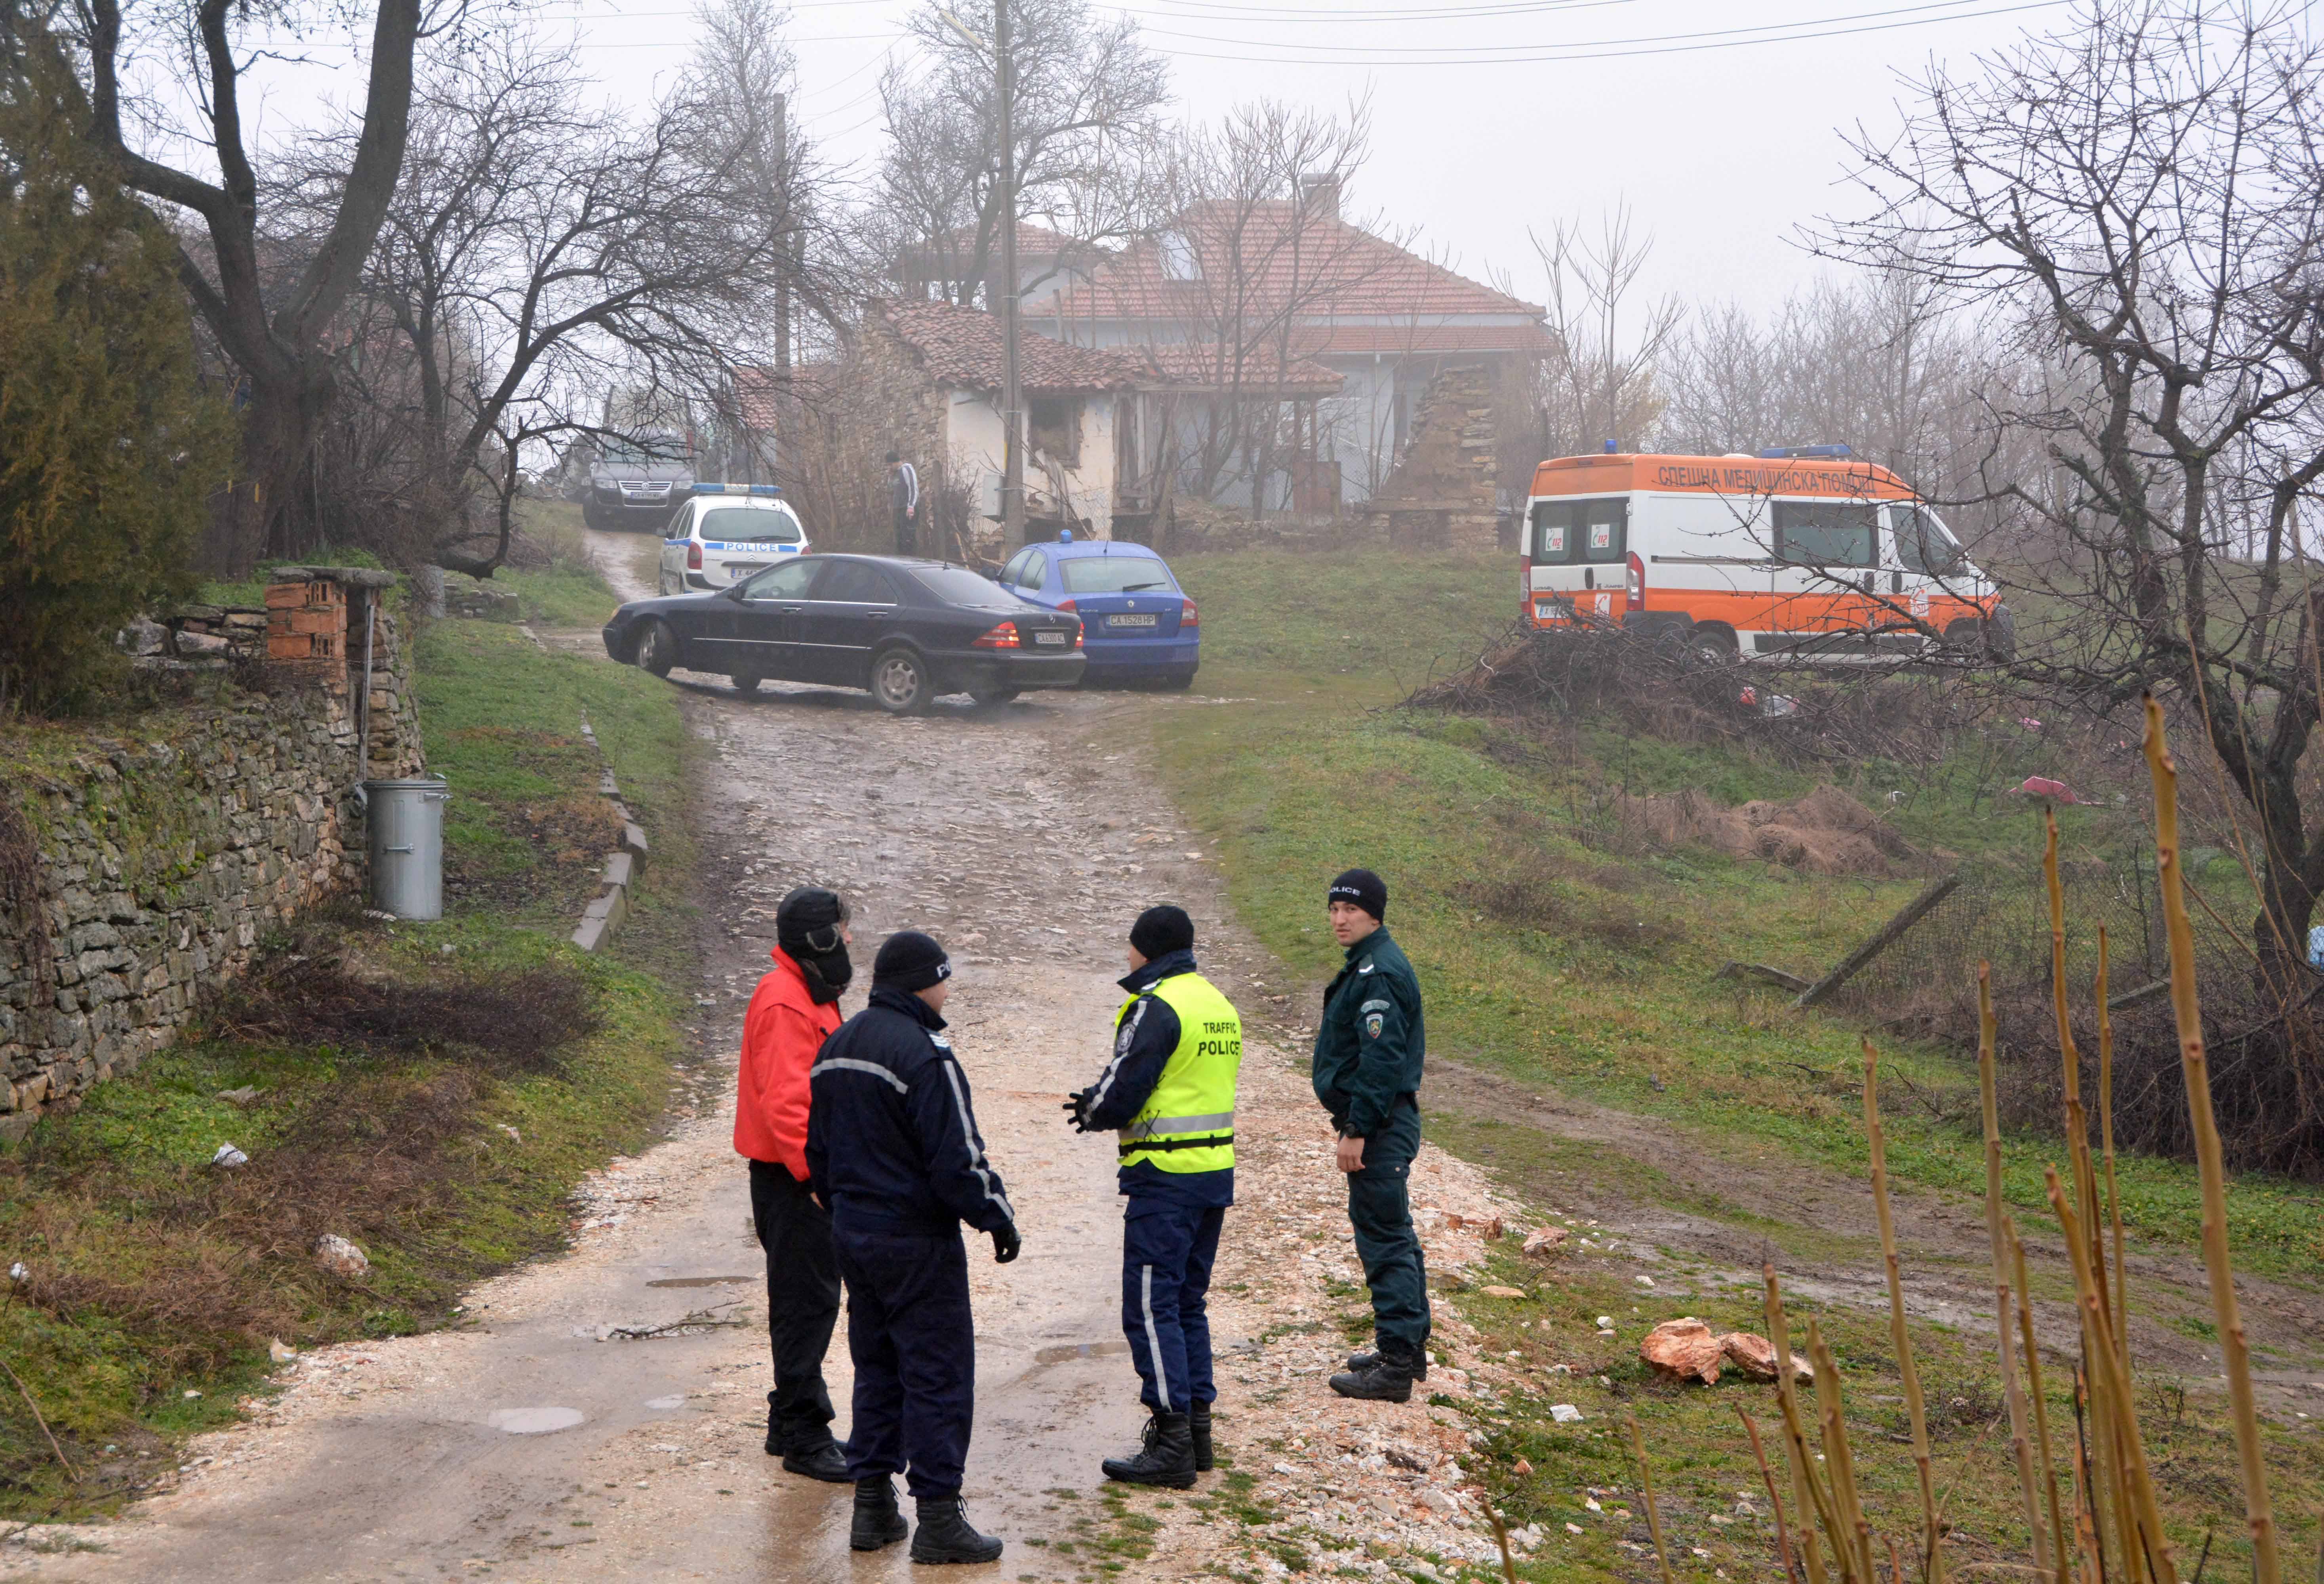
[777,886,852,1005]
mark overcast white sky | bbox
[227,0,2316,320]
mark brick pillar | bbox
[265,577,348,690]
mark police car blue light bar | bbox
[690,482,784,495]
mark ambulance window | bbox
[1579,500,1627,564]
[1893,505,1964,575]
[1530,501,1575,563]
[1774,501,1878,567]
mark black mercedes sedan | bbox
[600,554,1085,713]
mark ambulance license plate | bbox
[1107,613,1158,628]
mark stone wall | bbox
[0,572,421,1139]
[1360,365,1499,550]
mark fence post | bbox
[1794,874,1963,1011]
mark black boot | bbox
[1330,1341,1419,1403]
[777,1437,850,1482]
[1344,1346,1429,1382]
[850,1477,909,1552]
[911,1495,1005,1564]
[1101,1411,1197,1489]
[1189,1401,1214,1474]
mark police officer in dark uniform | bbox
[1311,869,1432,1402]
[806,931,1020,1564]
[1064,905,1243,1489]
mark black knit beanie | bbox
[1327,868,1387,923]
[776,887,851,1005]
[1129,904,1195,961]
[872,930,952,993]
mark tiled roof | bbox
[1129,343,1344,395]
[730,364,836,430]
[876,300,1144,394]
[1308,323,1554,357]
[903,221,1094,259]
[1036,201,1545,325]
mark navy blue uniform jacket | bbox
[805,986,1017,1237]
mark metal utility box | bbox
[366,778,451,920]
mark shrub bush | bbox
[0,44,234,714]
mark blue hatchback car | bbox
[995,534,1198,689]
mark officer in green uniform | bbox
[1065,905,1243,1488]
[1312,868,1431,1402]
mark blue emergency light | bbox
[1757,445,1854,460]
[1058,528,1074,543]
[691,482,784,495]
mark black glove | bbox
[1062,1090,1092,1132]
[991,1224,1022,1264]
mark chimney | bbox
[1298,173,1341,221]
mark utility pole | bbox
[995,0,1025,542]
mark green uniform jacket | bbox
[1310,927,1425,1138]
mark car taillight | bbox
[686,542,702,570]
[1180,600,1198,629]
[972,621,1020,649]
[1625,552,1644,612]
[1055,598,1076,612]
[1520,555,1533,620]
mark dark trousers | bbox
[1347,1098,1431,1352]
[750,1160,841,1453]
[1120,1199,1225,1415]
[834,1224,975,1500]
[894,508,917,556]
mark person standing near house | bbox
[807,930,1018,1565]
[1311,868,1432,1403]
[888,451,920,556]
[734,887,855,1481]
[1063,904,1243,1490]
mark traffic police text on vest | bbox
[1069,904,1244,1489]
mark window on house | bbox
[1028,396,1082,466]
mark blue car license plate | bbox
[1107,613,1158,628]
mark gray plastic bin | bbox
[366,777,451,920]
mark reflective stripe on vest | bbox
[1113,971,1243,1174]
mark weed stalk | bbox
[1624,1408,1678,1584]
[1980,959,2051,1575]
[1862,1036,1945,1584]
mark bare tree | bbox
[1518,205,1683,466]
[297,16,833,577]
[874,0,1170,304]
[1827,0,2324,970]
[3,0,450,573]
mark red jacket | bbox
[735,946,844,1180]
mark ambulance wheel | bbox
[871,646,933,715]
[633,619,677,678]
[730,669,764,695]
[1687,624,1738,668]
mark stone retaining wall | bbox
[0,572,422,1138]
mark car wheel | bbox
[633,619,677,678]
[971,687,1019,708]
[1686,624,1738,668]
[730,669,763,695]
[870,646,932,715]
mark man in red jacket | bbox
[736,886,855,1481]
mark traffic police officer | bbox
[1066,904,1242,1489]
[1311,869,1432,1402]
[806,931,1019,1565]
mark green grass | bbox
[1156,550,2324,1279]
[0,916,678,1519]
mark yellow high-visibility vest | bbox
[1114,971,1242,1174]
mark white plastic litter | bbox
[1550,1404,1584,1423]
[212,1143,249,1168]
[7,1262,26,1283]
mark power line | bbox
[1124,0,2034,53]
[1124,0,2065,63]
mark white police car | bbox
[657,485,810,594]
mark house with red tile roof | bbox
[1025,182,1547,512]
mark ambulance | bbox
[1519,446,2011,664]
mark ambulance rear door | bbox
[1527,496,1628,626]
